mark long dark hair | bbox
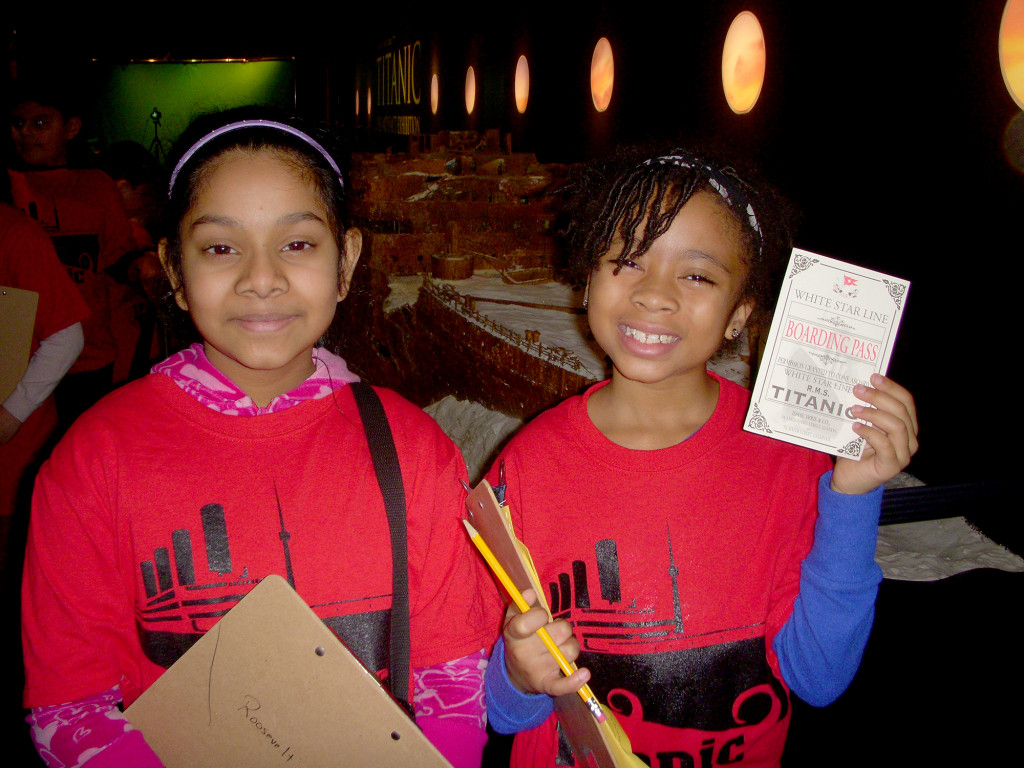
[161,106,351,291]
[158,107,351,337]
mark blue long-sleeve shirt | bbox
[485,471,884,732]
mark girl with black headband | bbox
[20,108,501,768]
[483,145,919,767]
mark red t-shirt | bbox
[23,376,502,707]
[1,203,89,517]
[11,168,136,371]
[490,374,831,768]
[0,202,89,348]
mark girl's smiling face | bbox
[586,190,753,391]
[164,149,359,405]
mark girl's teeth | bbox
[623,326,678,344]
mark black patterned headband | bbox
[643,154,763,250]
[168,119,343,198]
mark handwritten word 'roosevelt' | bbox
[238,695,296,762]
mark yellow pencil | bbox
[463,518,606,723]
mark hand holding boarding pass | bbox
[745,248,912,464]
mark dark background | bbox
[7,1,1019,487]
[4,3,1021,764]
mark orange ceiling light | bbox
[465,66,476,114]
[1001,0,1024,109]
[591,37,614,112]
[515,55,530,113]
[722,11,766,114]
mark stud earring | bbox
[732,328,741,338]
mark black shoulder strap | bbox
[349,382,412,715]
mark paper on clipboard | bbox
[1,285,39,403]
[464,480,645,768]
[126,574,451,768]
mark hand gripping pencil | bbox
[462,518,606,723]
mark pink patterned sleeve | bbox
[414,649,488,768]
[27,686,164,768]
[29,655,487,768]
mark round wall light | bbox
[515,55,530,113]
[722,11,766,114]
[1001,0,1024,109]
[431,73,439,115]
[591,37,614,112]
[465,66,476,115]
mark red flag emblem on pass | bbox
[844,275,857,286]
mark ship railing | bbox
[421,276,586,373]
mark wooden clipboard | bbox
[465,481,644,768]
[126,574,451,768]
[1,285,38,403]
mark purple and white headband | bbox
[643,154,763,249]
[168,119,343,197]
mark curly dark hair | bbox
[563,144,794,314]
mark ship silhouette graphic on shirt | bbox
[544,521,789,766]
[134,491,392,676]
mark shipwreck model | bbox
[331,130,754,421]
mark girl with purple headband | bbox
[482,145,919,767]
[21,108,501,768]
